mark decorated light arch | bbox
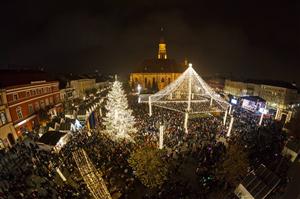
[139,64,230,133]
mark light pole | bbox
[159,125,164,149]
[184,63,192,133]
[223,109,228,125]
[148,96,152,116]
[229,104,232,114]
[137,84,142,94]
[227,116,234,137]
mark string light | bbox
[140,65,229,113]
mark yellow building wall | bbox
[130,72,181,91]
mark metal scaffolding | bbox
[73,148,112,199]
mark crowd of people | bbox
[0,95,288,199]
[0,138,90,199]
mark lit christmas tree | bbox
[104,80,136,139]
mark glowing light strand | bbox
[73,149,112,199]
[104,80,136,138]
[140,65,229,113]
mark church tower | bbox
[158,28,167,59]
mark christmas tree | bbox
[104,80,136,139]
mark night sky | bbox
[1,1,300,83]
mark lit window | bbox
[16,107,23,119]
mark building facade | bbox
[0,90,17,149]
[60,87,76,102]
[5,81,61,136]
[130,37,185,92]
[70,79,96,99]
[224,79,299,110]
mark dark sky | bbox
[1,0,300,83]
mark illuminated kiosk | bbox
[37,131,71,153]
[139,64,229,132]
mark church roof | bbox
[134,58,184,73]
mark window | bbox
[40,100,45,109]
[16,107,23,119]
[28,104,34,114]
[168,78,171,83]
[13,94,18,101]
[0,111,7,126]
[35,102,40,111]
[49,97,53,104]
[45,98,49,106]
[26,91,30,97]
[55,95,60,103]
[161,78,165,83]
[42,88,44,93]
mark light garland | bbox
[140,65,229,114]
[73,149,112,199]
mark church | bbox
[130,36,187,92]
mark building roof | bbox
[240,164,280,199]
[133,58,184,73]
[240,96,266,103]
[245,79,297,90]
[0,69,54,88]
[228,78,298,90]
[38,131,67,146]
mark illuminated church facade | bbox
[130,37,186,92]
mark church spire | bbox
[158,27,167,59]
